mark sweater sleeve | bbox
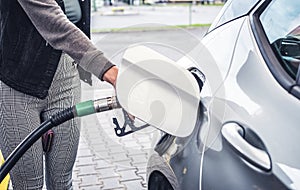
[17,0,114,80]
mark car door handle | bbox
[221,123,271,171]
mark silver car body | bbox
[147,0,300,189]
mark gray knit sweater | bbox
[17,0,114,80]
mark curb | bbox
[91,24,211,33]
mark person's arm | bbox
[17,0,115,83]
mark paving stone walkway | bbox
[72,81,158,190]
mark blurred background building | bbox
[91,0,227,11]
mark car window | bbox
[209,0,259,32]
[260,0,300,80]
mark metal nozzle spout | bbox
[94,96,121,113]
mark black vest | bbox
[0,0,91,99]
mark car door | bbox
[200,0,300,189]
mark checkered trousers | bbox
[0,53,81,190]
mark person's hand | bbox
[102,66,118,88]
[103,66,136,122]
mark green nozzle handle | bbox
[75,100,95,117]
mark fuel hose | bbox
[0,96,120,182]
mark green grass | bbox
[142,1,225,7]
[91,23,211,33]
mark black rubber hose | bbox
[0,107,74,182]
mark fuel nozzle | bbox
[74,96,149,137]
[74,96,121,117]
